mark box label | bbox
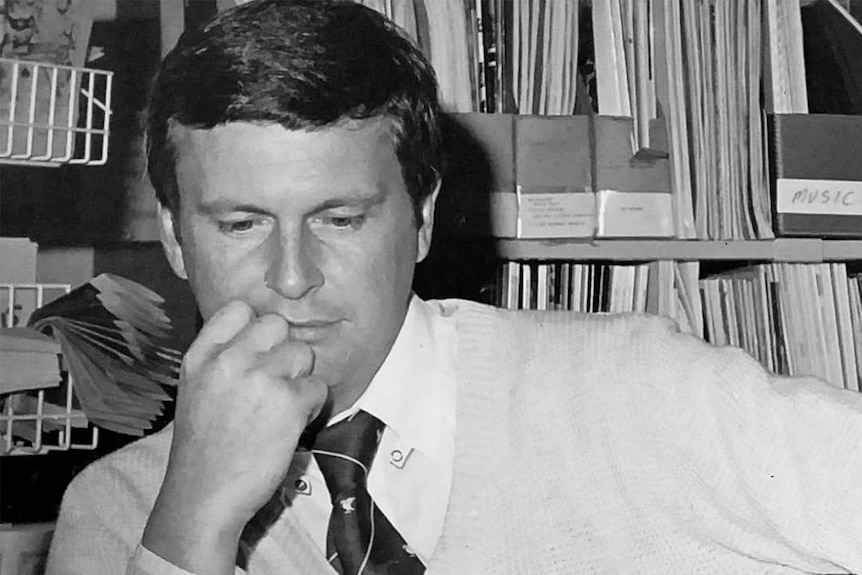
[776,178,862,215]
[516,187,595,239]
[595,190,675,238]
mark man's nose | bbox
[264,226,324,300]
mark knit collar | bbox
[427,299,509,573]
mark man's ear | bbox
[416,180,440,263]
[158,204,188,280]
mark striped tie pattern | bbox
[312,410,426,575]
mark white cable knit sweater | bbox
[47,300,862,574]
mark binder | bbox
[767,114,862,238]
[593,115,675,238]
[514,115,593,238]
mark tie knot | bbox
[312,410,385,500]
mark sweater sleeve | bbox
[628,319,862,573]
[45,461,144,575]
[127,545,198,575]
[45,470,218,575]
[41,426,329,575]
[44,431,175,575]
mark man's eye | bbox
[218,219,259,234]
[321,215,365,229]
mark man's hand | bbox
[142,301,328,574]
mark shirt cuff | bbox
[126,544,198,575]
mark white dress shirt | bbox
[263,295,458,564]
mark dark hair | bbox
[147,0,442,225]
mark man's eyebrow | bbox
[195,189,389,216]
[196,201,270,216]
[308,189,388,214]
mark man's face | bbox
[159,119,436,412]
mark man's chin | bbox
[316,369,371,415]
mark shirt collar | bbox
[331,294,451,460]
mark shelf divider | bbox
[494,239,862,262]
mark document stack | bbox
[26,274,182,436]
[0,328,62,396]
[1,273,181,455]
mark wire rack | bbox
[0,58,114,167]
[1,283,99,456]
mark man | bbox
[46,1,862,574]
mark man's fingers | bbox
[296,376,329,426]
[189,304,291,364]
[187,301,255,359]
[184,303,312,395]
[230,313,290,353]
[259,339,315,380]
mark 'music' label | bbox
[776,178,862,215]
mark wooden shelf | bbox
[495,238,862,262]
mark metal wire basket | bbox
[0,58,113,167]
[1,283,99,456]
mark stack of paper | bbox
[653,0,696,239]
[357,0,582,115]
[510,0,580,115]
[0,238,38,284]
[763,0,809,113]
[676,0,772,239]
[589,0,777,240]
[494,259,703,338]
[0,327,62,394]
[700,262,862,391]
[27,274,181,435]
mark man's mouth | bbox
[287,320,339,343]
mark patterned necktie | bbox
[312,410,426,575]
